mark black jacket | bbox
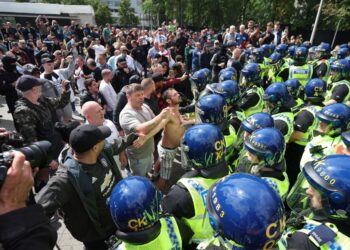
[36,145,123,244]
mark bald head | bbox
[82,101,105,126]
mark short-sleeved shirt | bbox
[119,104,155,159]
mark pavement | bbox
[0,95,187,249]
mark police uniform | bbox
[162,166,228,244]
[312,59,331,82]
[325,80,350,104]
[279,219,350,250]
[289,64,313,87]
[286,105,322,186]
[268,62,290,84]
[272,111,294,143]
[300,134,341,168]
[239,86,265,117]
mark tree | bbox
[322,0,350,30]
[95,3,113,25]
[118,0,139,27]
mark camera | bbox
[309,145,325,155]
[0,131,24,150]
[0,141,52,187]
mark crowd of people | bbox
[1,15,350,250]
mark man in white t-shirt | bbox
[99,69,117,120]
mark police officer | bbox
[242,127,289,199]
[190,68,212,93]
[284,79,305,113]
[211,79,243,137]
[250,48,269,86]
[287,78,326,186]
[238,63,265,117]
[324,59,350,106]
[263,83,295,142]
[268,52,289,84]
[235,112,275,172]
[162,123,229,245]
[300,103,350,168]
[312,42,331,81]
[197,173,286,249]
[109,176,193,249]
[289,46,313,87]
[285,155,350,249]
[196,94,237,170]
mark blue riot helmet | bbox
[109,176,161,232]
[340,44,349,49]
[269,52,282,65]
[275,44,288,57]
[294,46,308,65]
[315,42,331,59]
[191,68,211,91]
[244,128,285,169]
[269,44,276,54]
[329,59,350,82]
[261,44,271,57]
[288,45,296,58]
[219,68,237,82]
[236,112,275,148]
[269,52,283,72]
[212,80,240,106]
[239,63,262,89]
[287,155,350,221]
[284,79,302,99]
[316,103,350,136]
[301,41,311,50]
[263,82,292,114]
[251,48,265,63]
[337,47,349,59]
[181,123,226,169]
[196,94,228,126]
[206,173,286,249]
[304,78,327,103]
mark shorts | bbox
[157,143,177,180]
[128,154,153,177]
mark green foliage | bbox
[95,3,113,25]
[118,0,139,27]
[323,0,350,30]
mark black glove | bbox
[114,132,138,154]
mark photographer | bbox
[0,151,57,250]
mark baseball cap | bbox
[41,54,54,64]
[16,75,44,91]
[69,124,111,153]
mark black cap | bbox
[152,72,166,82]
[16,75,44,91]
[69,124,111,153]
[129,74,142,84]
[41,54,54,64]
[117,57,127,64]
[22,64,40,75]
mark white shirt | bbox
[99,80,117,111]
[85,119,119,145]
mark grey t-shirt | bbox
[119,104,155,159]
